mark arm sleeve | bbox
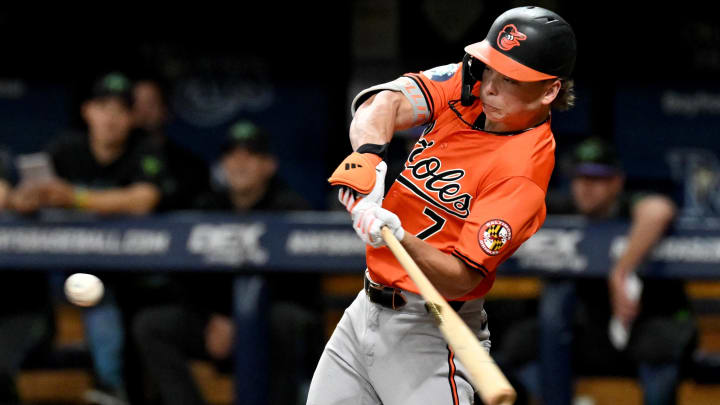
[452,177,547,276]
[404,62,464,122]
[350,62,464,126]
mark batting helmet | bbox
[465,6,576,82]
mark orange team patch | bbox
[478,219,512,256]
[496,24,527,51]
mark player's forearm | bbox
[612,195,676,275]
[76,183,161,215]
[399,233,483,299]
[349,91,415,150]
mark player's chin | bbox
[483,110,506,124]
[481,102,502,116]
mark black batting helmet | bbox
[465,6,576,82]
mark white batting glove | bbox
[338,161,387,211]
[352,204,404,247]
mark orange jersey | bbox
[366,62,556,300]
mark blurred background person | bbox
[7,71,175,405]
[0,145,56,405]
[199,120,308,212]
[541,138,696,405]
[495,138,697,405]
[132,78,210,211]
[8,72,172,216]
[133,120,323,405]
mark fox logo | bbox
[496,24,527,51]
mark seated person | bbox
[132,78,210,211]
[9,72,171,216]
[496,138,696,405]
[7,72,174,405]
[133,120,322,405]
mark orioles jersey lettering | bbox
[366,63,555,300]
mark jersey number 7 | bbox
[416,207,446,240]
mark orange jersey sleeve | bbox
[350,62,470,126]
[451,176,546,297]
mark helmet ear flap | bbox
[461,53,480,106]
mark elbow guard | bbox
[351,77,430,126]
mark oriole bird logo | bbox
[496,24,527,51]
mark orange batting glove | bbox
[328,143,388,210]
[334,158,404,247]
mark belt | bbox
[364,273,465,312]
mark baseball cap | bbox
[91,72,133,107]
[221,120,271,155]
[572,138,622,177]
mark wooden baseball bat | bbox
[381,227,516,405]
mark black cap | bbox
[572,138,622,177]
[91,72,133,107]
[221,120,271,155]
[465,6,576,81]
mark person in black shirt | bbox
[495,138,696,405]
[197,120,309,212]
[132,79,211,211]
[8,72,173,405]
[9,73,172,215]
[133,120,321,405]
[540,139,696,405]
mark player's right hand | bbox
[352,204,404,248]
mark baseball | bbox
[64,273,104,307]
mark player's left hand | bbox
[337,160,387,211]
[328,150,384,196]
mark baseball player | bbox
[308,6,576,405]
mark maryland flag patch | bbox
[478,219,512,256]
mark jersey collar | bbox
[448,99,549,136]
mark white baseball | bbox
[64,273,104,307]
